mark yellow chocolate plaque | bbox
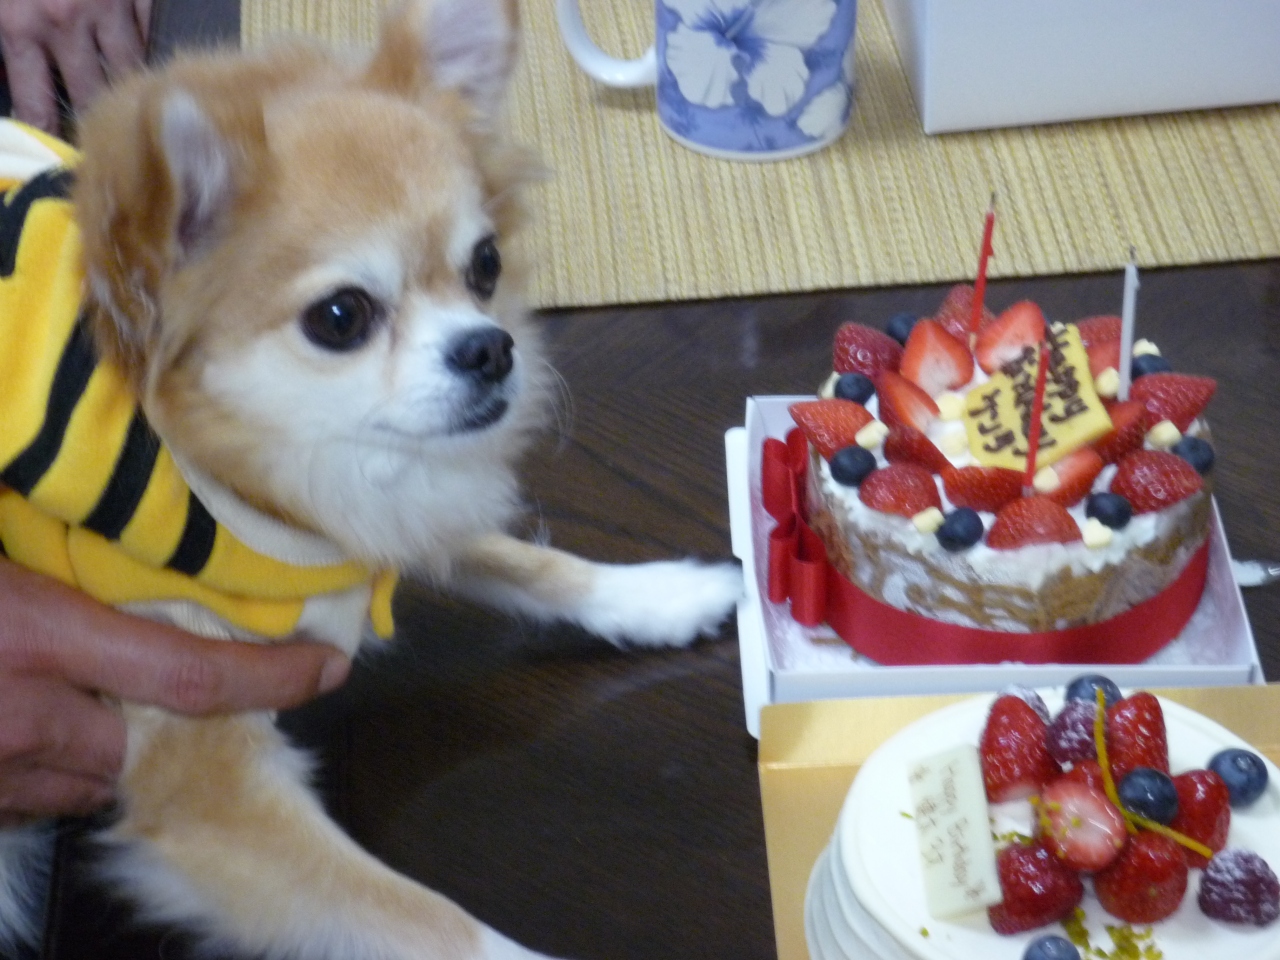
[962,325,1112,471]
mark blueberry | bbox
[884,312,919,346]
[1118,767,1180,824]
[1131,354,1173,379]
[935,508,984,552]
[1209,748,1270,808]
[1024,935,1081,960]
[834,372,876,405]
[1064,674,1123,710]
[1171,435,1215,475]
[1085,492,1132,530]
[830,447,877,487]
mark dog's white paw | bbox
[478,925,565,960]
[576,559,743,648]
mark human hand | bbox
[0,558,352,826]
[0,0,152,133]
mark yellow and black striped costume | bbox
[0,120,395,639]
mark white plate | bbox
[838,692,1280,960]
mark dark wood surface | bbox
[33,5,1280,959]
[42,262,1280,960]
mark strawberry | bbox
[1033,778,1127,872]
[1041,448,1104,508]
[1094,831,1188,924]
[974,301,1046,375]
[980,695,1059,803]
[941,465,1024,513]
[987,842,1084,935]
[1092,400,1148,465]
[833,323,903,378]
[1060,760,1107,794]
[899,318,975,396]
[1170,770,1231,868]
[788,399,875,460]
[1130,372,1216,431]
[1106,692,1169,783]
[986,497,1083,551]
[1109,450,1203,514]
[1074,314,1122,347]
[1086,338,1121,379]
[874,371,940,432]
[857,463,941,518]
[933,283,996,344]
[883,426,950,474]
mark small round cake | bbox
[805,685,1280,960]
[793,285,1217,639]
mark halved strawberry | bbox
[1130,373,1216,431]
[986,497,1083,551]
[899,318,975,396]
[833,323,904,378]
[1033,778,1127,872]
[1170,770,1231,869]
[883,426,950,473]
[975,301,1046,375]
[1060,760,1107,794]
[980,694,1059,803]
[1109,450,1203,514]
[1106,692,1169,783]
[857,463,941,518]
[1094,831,1188,924]
[941,465,1024,513]
[1092,400,1147,465]
[788,399,875,460]
[874,370,940,432]
[1074,314,1122,347]
[987,842,1085,935]
[1086,338,1121,379]
[933,283,997,344]
[1041,448,1104,508]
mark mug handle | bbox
[555,0,657,87]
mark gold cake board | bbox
[243,0,1280,310]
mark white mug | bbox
[556,0,858,161]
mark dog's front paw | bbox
[577,559,743,648]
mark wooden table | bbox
[37,7,1280,959]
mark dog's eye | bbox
[465,235,501,301]
[301,288,380,352]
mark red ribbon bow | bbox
[762,431,1208,666]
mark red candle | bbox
[1023,340,1050,492]
[970,194,996,335]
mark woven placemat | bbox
[244,0,1280,309]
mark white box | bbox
[878,0,1280,134]
[727,396,1264,737]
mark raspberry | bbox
[1045,699,1099,766]
[1198,850,1280,927]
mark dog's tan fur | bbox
[0,0,741,956]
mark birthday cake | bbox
[805,681,1280,960]
[790,283,1217,651]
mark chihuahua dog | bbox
[0,0,741,956]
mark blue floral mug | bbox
[556,0,858,161]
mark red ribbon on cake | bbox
[762,431,1210,666]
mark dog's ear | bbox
[76,78,264,387]
[363,0,519,129]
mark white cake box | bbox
[727,396,1264,737]
[878,0,1280,134]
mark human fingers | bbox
[0,765,114,826]
[92,0,145,81]
[0,30,58,132]
[46,13,105,117]
[133,0,152,44]
[0,675,126,783]
[2,560,352,716]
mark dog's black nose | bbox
[446,327,515,384]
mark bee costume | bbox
[0,120,396,641]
